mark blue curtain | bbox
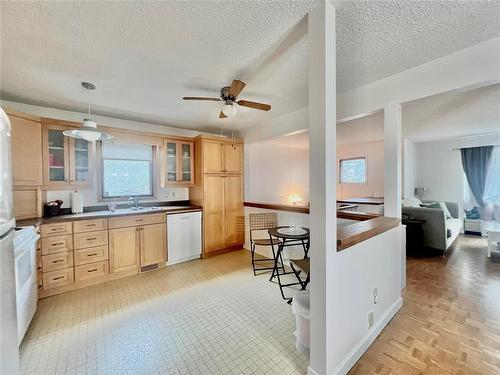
[461,146,493,207]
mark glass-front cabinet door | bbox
[164,139,194,186]
[69,138,91,185]
[43,123,93,188]
[44,126,69,185]
[165,141,178,183]
[179,142,194,184]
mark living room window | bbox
[339,157,367,184]
[101,143,154,199]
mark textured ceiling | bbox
[1,1,499,132]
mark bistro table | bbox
[268,226,310,301]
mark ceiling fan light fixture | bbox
[221,100,236,118]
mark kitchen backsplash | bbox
[46,187,189,209]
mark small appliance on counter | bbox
[43,199,63,217]
[71,191,83,214]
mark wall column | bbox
[308,1,336,374]
[384,104,402,218]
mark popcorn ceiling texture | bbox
[1,1,499,132]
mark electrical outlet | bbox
[373,288,379,304]
[368,310,374,329]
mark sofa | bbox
[402,198,462,251]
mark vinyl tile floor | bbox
[20,250,308,375]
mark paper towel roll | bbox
[71,191,83,214]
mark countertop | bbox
[17,205,202,227]
[337,197,384,205]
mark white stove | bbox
[14,226,38,345]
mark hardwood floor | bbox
[350,235,500,375]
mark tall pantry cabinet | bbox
[190,136,244,256]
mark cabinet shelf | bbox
[49,146,64,150]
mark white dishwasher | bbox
[166,211,202,265]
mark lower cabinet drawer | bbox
[43,268,74,290]
[75,261,108,283]
[73,230,108,249]
[41,235,73,255]
[42,251,74,272]
[74,246,108,266]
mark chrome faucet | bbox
[128,197,140,210]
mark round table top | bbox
[268,226,310,240]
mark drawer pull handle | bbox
[86,253,98,257]
[136,219,144,222]
[51,259,64,263]
[86,237,97,241]
[85,224,97,227]
[88,268,99,273]
[50,228,64,231]
[51,242,64,246]
[52,276,65,281]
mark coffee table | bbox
[482,221,500,258]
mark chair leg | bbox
[251,243,257,275]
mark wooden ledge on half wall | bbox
[243,201,400,251]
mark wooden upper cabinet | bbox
[164,139,194,186]
[42,123,92,188]
[203,139,224,174]
[224,142,243,174]
[8,112,43,186]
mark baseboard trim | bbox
[331,296,403,375]
[307,367,320,375]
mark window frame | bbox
[97,142,157,201]
[339,156,368,184]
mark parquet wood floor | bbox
[350,235,500,375]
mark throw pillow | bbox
[402,197,422,208]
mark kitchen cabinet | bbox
[109,213,166,275]
[109,226,140,275]
[190,136,244,256]
[203,174,226,253]
[164,139,194,186]
[42,123,92,188]
[203,139,224,173]
[224,142,243,174]
[224,175,244,247]
[202,139,243,174]
[140,223,167,267]
[8,110,43,186]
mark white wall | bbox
[329,226,403,375]
[245,141,309,205]
[402,139,417,198]
[337,141,384,200]
[415,133,500,220]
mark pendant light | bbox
[63,82,113,142]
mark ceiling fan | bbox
[182,80,271,119]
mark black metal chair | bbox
[249,213,284,276]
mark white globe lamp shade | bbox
[221,102,236,118]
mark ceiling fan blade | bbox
[237,100,271,111]
[182,96,221,101]
[219,110,227,119]
[228,80,246,98]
